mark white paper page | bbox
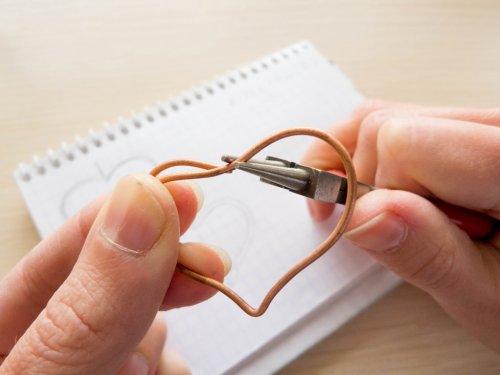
[14,42,399,375]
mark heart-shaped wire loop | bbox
[150,128,357,317]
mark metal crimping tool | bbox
[222,155,374,204]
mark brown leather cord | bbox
[150,128,357,317]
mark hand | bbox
[302,100,500,351]
[0,174,231,374]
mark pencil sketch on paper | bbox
[59,156,156,220]
[188,197,256,284]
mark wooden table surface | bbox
[1,1,499,373]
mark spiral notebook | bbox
[14,41,399,374]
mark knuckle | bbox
[20,257,54,311]
[352,99,386,118]
[377,118,415,162]
[358,109,400,141]
[29,308,89,368]
[478,108,500,124]
[374,120,431,193]
[358,109,413,187]
[406,235,458,292]
[57,296,104,343]
[29,278,107,364]
[32,311,69,361]
[21,265,120,369]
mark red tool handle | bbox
[429,199,497,240]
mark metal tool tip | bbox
[221,155,237,164]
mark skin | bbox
[0,176,226,374]
[0,101,498,373]
[302,100,500,352]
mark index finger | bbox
[302,101,500,221]
[302,100,500,171]
[301,100,412,170]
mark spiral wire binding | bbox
[15,42,312,183]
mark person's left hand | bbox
[0,174,230,374]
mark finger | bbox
[301,99,416,171]
[372,117,500,216]
[302,100,417,220]
[0,195,105,358]
[3,174,186,373]
[161,242,231,310]
[305,168,345,221]
[118,314,167,375]
[157,350,190,375]
[353,108,500,184]
[303,101,500,173]
[343,189,500,351]
[0,180,201,356]
[303,101,500,220]
[166,181,203,234]
[306,199,335,222]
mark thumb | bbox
[3,174,180,374]
[343,190,500,350]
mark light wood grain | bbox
[1,1,499,373]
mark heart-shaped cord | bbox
[150,128,357,317]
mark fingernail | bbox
[184,181,204,212]
[208,245,232,276]
[307,199,334,222]
[120,352,149,375]
[100,175,166,254]
[161,350,190,375]
[307,199,322,221]
[344,212,408,252]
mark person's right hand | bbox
[302,100,500,352]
